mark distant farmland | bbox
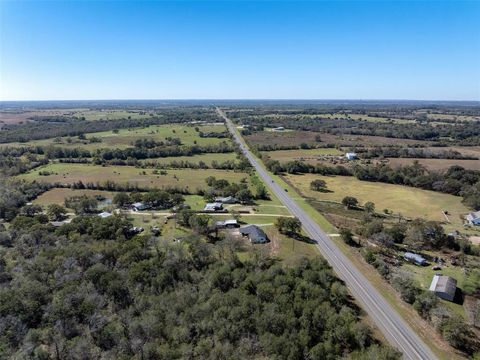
[18,163,249,191]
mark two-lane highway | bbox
[218,107,437,360]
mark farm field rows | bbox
[18,163,249,191]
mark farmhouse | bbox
[204,202,223,212]
[345,152,358,160]
[240,225,268,244]
[215,219,239,229]
[404,252,428,266]
[214,196,239,204]
[429,274,457,302]
[272,126,285,132]
[131,202,151,211]
[466,210,480,226]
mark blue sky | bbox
[0,1,479,101]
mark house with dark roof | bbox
[204,202,223,212]
[239,225,268,244]
[131,202,151,211]
[429,274,457,302]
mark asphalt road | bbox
[218,108,437,360]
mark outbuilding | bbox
[98,211,113,219]
[132,202,151,211]
[429,274,457,302]
[466,211,480,226]
[345,152,358,161]
[215,219,239,229]
[214,196,239,204]
[404,252,428,266]
[204,202,223,212]
[239,225,268,244]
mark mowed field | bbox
[18,163,249,191]
[385,158,480,171]
[33,188,117,207]
[263,148,342,162]
[283,173,471,227]
[2,124,229,150]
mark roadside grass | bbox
[228,122,462,359]
[18,163,249,191]
[2,124,229,149]
[283,173,470,232]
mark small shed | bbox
[429,274,457,302]
[404,252,428,266]
[214,196,239,204]
[345,152,358,161]
[204,202,223,212]
[215,219,239,229]
[466,211,480,226]
[240,225,268,244]
[98,211,113,219]
[132,202,150,211]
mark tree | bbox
[413,291,438,319]
[47,204,67,221]
[20,204,43,217]
[113,193,130,207]
[342,196,358,209]
[364,201,375,214]
[310,179,327,192]
[236,189,253,204]
[340,228,354,245]
[275,217,301,235]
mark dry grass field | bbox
[33,188,117,207]
[385,158,480,171]
[1,124,229,150]
[18,163,249,191]
[246,130,432,148]
[263,148,342,161]
[283,173,471,230]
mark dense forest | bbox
[0,213,400,359]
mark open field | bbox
[246,130,432,148]
[385,158,480,171]
[33,188,117,207]
[283,173,471,229]
[1,124,229,149]
[140,152,237,166]
[263,147,342,162]
[18,163,249,191]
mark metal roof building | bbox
[404,252,428,266]
[240,225,268,244]
[429,274,457,302]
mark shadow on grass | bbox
[291,233,318,244]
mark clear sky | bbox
[0,1,479,101]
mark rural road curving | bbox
[218,107,437,360]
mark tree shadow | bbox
[291,233,318,244]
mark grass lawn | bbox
[18,163,249,191]
[263,148,342,162]
[3,124,229,150]
[284,173,471,231]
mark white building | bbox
[345,152,358,160]
[204,202,223,212]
